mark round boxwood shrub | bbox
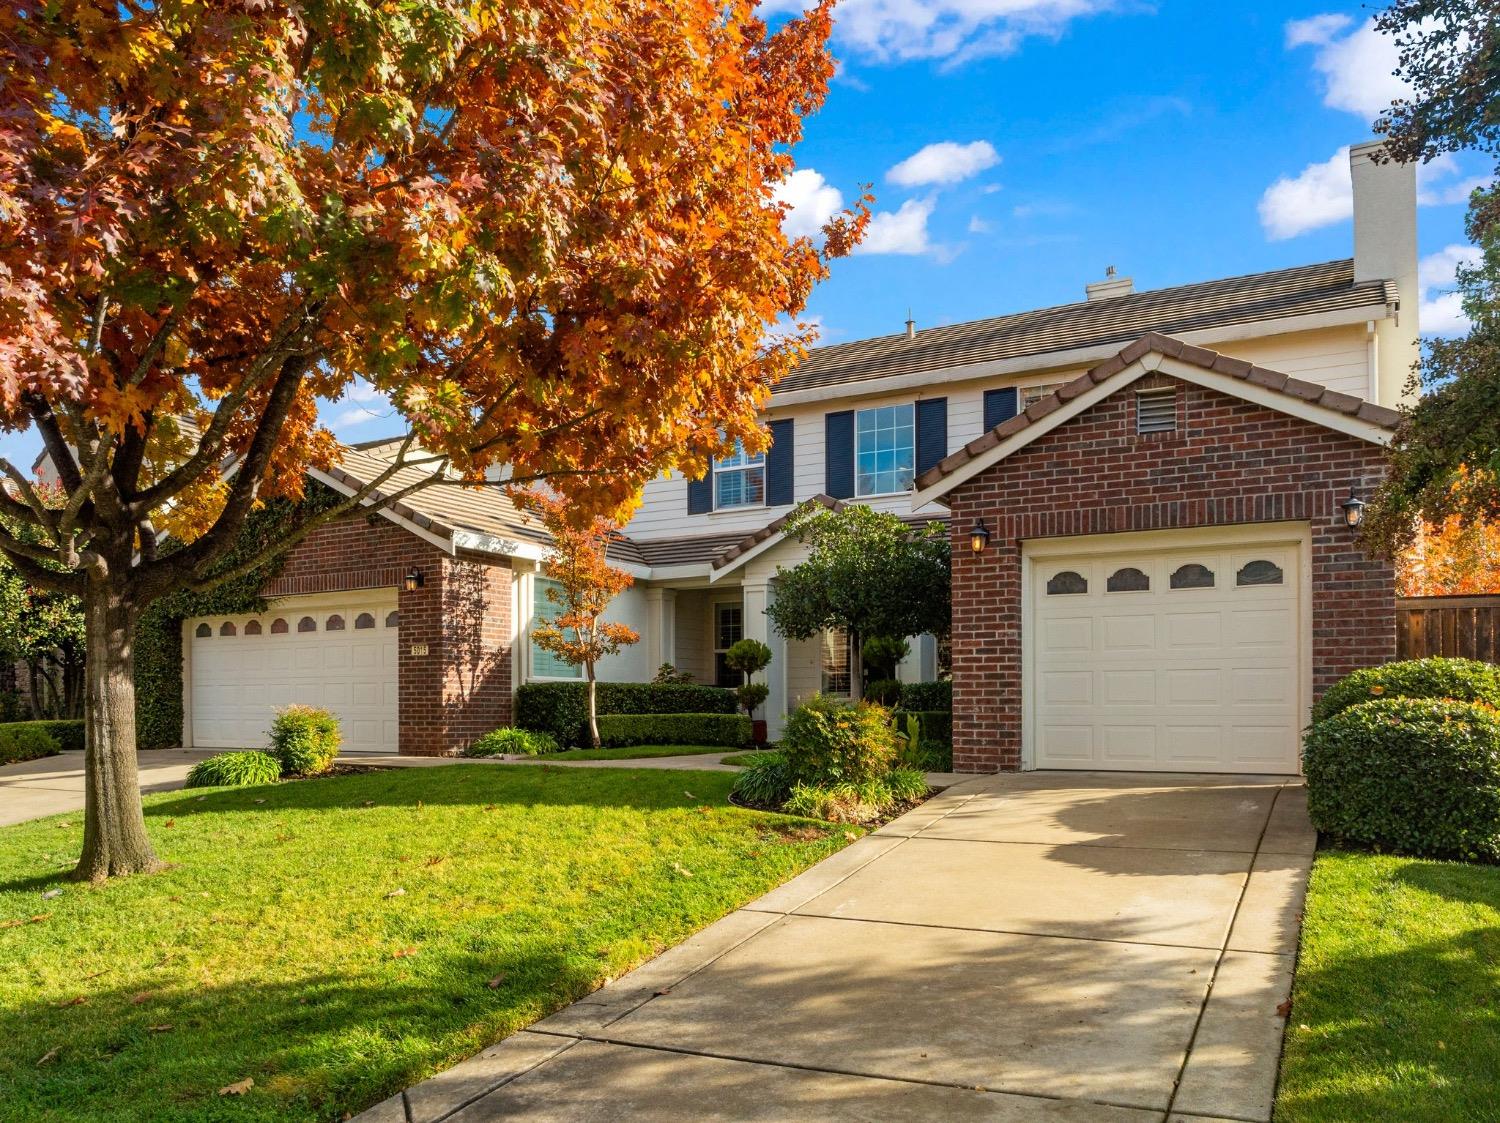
[780,694,900,787]
[1311,657,1500,725]
[465,728,558,757]
[268,704,342,776]
[1303,697,1500,861]
[186,751,282,789]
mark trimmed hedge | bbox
[1303,697,1500,862]
[894,709,951,744]
[594,712,750,748]
[0,719,85,753]
[517,681,737,747]
[1310,657,1500,725]
[899,680,951,712]
[0,724,60,765]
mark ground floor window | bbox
[531,576,581,679]
[821,628,852,696]
[713,602,744,687]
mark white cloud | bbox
[1417,153,1488,206]
[967,215,993,234]
[1011,200,1075,219]
[332,377,393,429]
[1257,147,1352,240]
[773,168,844,240]
[1419,244,1481,336]
[759,0,1128,68]
[854,198,936,256]
[1284,14,1411,122]
[887,140,1000,187]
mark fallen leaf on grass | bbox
[486,974,507,989]
[35,1047,60,1067]
[482,804,498,812]
[40,888,62,900]
[81,970,106,981]
[1276,999,1292,1018]
[424,856,445,867]
[683,791,697,800]
[671,863,693,878]
[148,1024,174,1033]
[130,992,152,1005]
[384,888,406,899]
[252,799,266,805]
[56,996,88,1008]
[361,801,374,808]
[392,947,418,959]
[218,1078,254,1096]
[843,831,858,841]
[163,820,175,829]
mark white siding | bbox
[1222,326,1371,400]
[517,570,652,683]
[672,589,712,683]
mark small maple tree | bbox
[0,0,866,879]
[524,493,639,749]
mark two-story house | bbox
[176,141,1411,772]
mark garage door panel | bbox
[189,597,398,754]
[1032,534,1302,774]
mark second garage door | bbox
[187,594,400,754]
[1027,533,1303,774]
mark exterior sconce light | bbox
[1340,486,1366,531]
[403,567,426,592]
[969,518,991,554]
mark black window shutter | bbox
[914,398,947,475]
[765,419,794,506]
[824,410,854,499]
[983,387,1019,432]
[687,472,713,515]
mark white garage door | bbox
[1028,535,1302,773]
[188,594,399,754]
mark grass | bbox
[718,752,767,766]
[1276,850,1500,1123]
[540,744,735,761]
[0,764,854,1122]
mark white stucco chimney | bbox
[1349,140,1420,406]
[1086,265,1134,302]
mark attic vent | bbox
[1136,388,1177,434]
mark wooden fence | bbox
[1396,596,1500,663]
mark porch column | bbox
[741,579,788,740]
[643,587,677,673]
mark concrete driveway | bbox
[362,770,1313,1123]
[0,749,216,827]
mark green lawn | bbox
[0,765,853,1122]
[541,744,735,761]
[1277,850,1500,1123]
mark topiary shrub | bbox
[898,680,951,712]
[465,728,558,757]
[730,751,795,807]
[780,694,900,787]
[268,705,342,776]
[594,712,750,748]
[862,678,902,706]
[186,751,282,788]
[1303,697,1500,861]
[0,724,59,765]
[1311,657,1500,725]
[0,719,83,754]
[516,681,737,746]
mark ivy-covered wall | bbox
[134,485,343,749]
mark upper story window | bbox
[1021,382,1067,407]
[855,403,915,497]
[714,440,765,510]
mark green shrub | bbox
[731,751,795,806]
[899,680,951,712]
[735,682,770,718]
[0,719,83,753]
[724,639,773,677]
[186,751,282,788]
[1303,697,1500,861]
[0,724,59,765]
[893,709,952,745]
[594,712,750,748]
[1311,657,1500,725]
[516,681,737,746]
[862,678,902,706]
[783,767,929,823]
[0,691,29,723]
[860,635,910,680]
[780,694,900,787]
[268,705,341,776]
[915,738,952,771]
[465,728,558,757]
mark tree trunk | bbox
[586,663,600,749]
[72,588,161,882]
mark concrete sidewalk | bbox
[361,770,1312,1123]
[0,749,216,827]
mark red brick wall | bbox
[945,373,1395,773]
[263,516,513,755]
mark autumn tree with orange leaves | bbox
[0,0,866,880]
[524,493,639,749]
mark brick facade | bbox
[945,372,1396,773]
[263,516,513,756]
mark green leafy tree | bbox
[1365,1,1500,555]
[0,556,85,720]
[766,503,949,696]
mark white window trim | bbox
[712,440,767,512]
[854,402,917,499]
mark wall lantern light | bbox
[1340,486,1366,531]
[403,567,426,592]
[969,518,991,554]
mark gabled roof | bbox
[777,259,1396,395]
[911,332,1402,508]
